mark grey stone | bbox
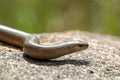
[0,31,120,80]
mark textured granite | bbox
[0,31,120,80]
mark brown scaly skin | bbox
[0,25,88,60]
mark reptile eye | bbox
[78,43,89,48]
[79,44,83,47]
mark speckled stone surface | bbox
[0,31,120,80]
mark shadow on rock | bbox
[23,54,90,66]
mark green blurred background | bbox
[0,0,120,36]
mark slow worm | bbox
[0,25,88,60]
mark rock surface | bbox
[0,31,120,80]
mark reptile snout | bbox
[78,42,89,50]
